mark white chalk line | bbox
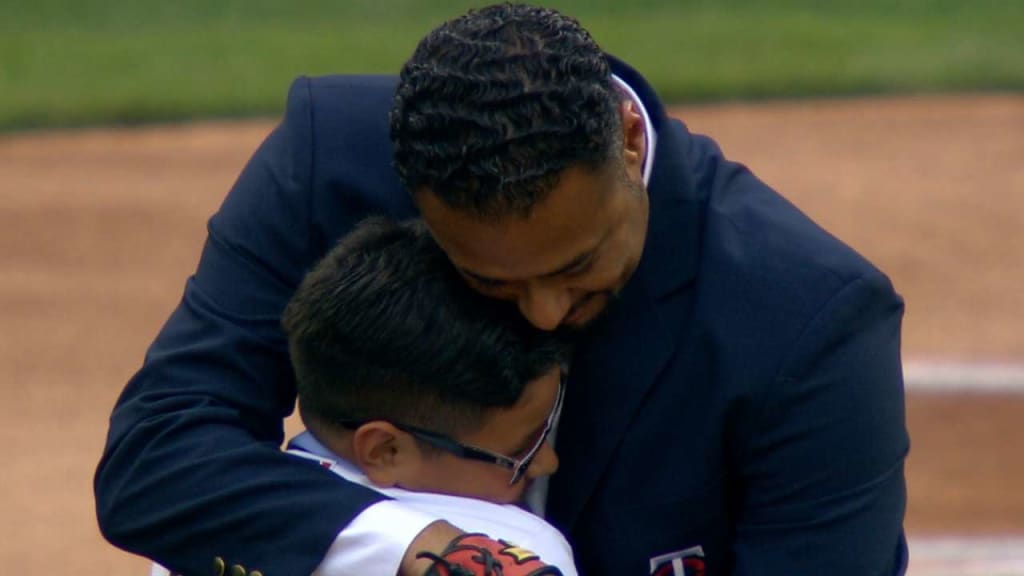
[903,360,1024,394]
[903,363,1024,574]
[909,535,1024,575]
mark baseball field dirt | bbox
[1,93,1021,574]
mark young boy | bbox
[151,218,573,576]
[280,218,576,575]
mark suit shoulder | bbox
[274,74,414,249]
[692,160,899,378]
[284,74,399,126]
[703,157,886,298]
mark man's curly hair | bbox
[389,3,623,219]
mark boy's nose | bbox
[525,440,559,480]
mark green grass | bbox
[1,0,1021,130]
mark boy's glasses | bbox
[337,375,565,486]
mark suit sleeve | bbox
[94,78,389,576]
[732,271,910,575]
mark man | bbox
[96,4,909,575]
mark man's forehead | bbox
[456,231,608,283]
[419,169,620,281]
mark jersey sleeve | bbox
[314,502,442,576]
[732,271,910,575]
[94,78,394,576]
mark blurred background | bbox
[3,0,1022,129]
[1,1,1021,574]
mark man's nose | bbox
[526,441,559,480]
[517,284,572,331]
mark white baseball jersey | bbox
[287,431,579,575]
[150,432,578,576]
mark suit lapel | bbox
[546,267,675,532]
[546,81,704,532]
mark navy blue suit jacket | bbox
[96,58,909,575]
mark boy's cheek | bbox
[411,459,519,504]
[454,464,521,504]
[448,459,512,500]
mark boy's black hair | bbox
[282,218,569,437]
[389,3,623,220]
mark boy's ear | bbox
[351,421,421,488]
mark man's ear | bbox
[351,421,421,488]
[619,99,646,179]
